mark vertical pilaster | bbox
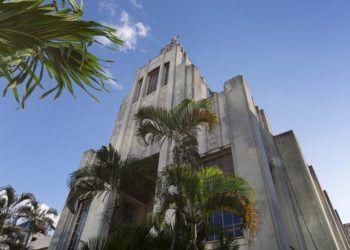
[275,131,339,249]
[224,76,289,250]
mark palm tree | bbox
[67,144,152,216]
[0,0,123,107]
[80,216,173,250]
[0,186,38,249]
[211,233,240,250]
[135,98,217,249]
[135,98,217,167]
[16,200,57,248]
[0,186,36,231]
[156,165,260,250]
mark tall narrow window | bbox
[68,198,92,250]
[132,78,143,103]
[163,62,170,85]
[146,67,159,95]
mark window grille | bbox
[146,67,159,95]
[67,198,92,250]
[202,149,243,241]
[208,211,243,241]
[163,62,170,85]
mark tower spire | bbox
[171,34,179,43]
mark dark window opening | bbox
[146,67,159,95]
[163,62,170,85]
[133,78,143,103]
[108,154,159,235]
[67,198,92,250]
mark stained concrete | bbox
[50,39,349,250]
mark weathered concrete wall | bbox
[51,40,213,249]
[52,40,347,250]
[257,108,307,249]
[222,76,289,249]
[275,131,339,249]
[49,150,96,249]
[309,167,349,249]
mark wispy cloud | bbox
[99,0,118,17]
[97,10,150,52]
[117,11,150,51]
[128,0,143,9]
[104,69,123,90]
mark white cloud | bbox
[95,11,150,52]
[104,69,123,90]
[99,0,118,17]
[135,22,150,37]
[116,11,150,51]
[129,0,143,9]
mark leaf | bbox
[0,0,123,107]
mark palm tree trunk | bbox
[189,221,198,250]
[173,144,180,165]
[170,210,180,250]
[0,222,4,236]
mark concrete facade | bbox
[344,224,350,238]
[50,39,349,250]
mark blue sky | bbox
[1,0,349,223]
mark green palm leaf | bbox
[135,98,217,167]
[156,165,260,248]
[67,144,152,213]
[0,0,123,107]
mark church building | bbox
[50,39,350,250]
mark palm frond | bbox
[79,237,106,250]
[135,105,173,145]
[46,207,58,216]
[67,178,107,213]
[67,144,143,212]
[0,0,123,107]
[156,165,260,246]
[0,186,16,206]
[135,98,217,167]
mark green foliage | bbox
[67,144,153,213]
[0,186,36,230]
[16,200,58,233]
[79,237,106,250]
[79,217,173,250]
[156,165,260,248]
[0,186,57,248]
[0,0,123,107]
[70,99,259,249]
[135,98,217,167]
[80,216,242,250]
